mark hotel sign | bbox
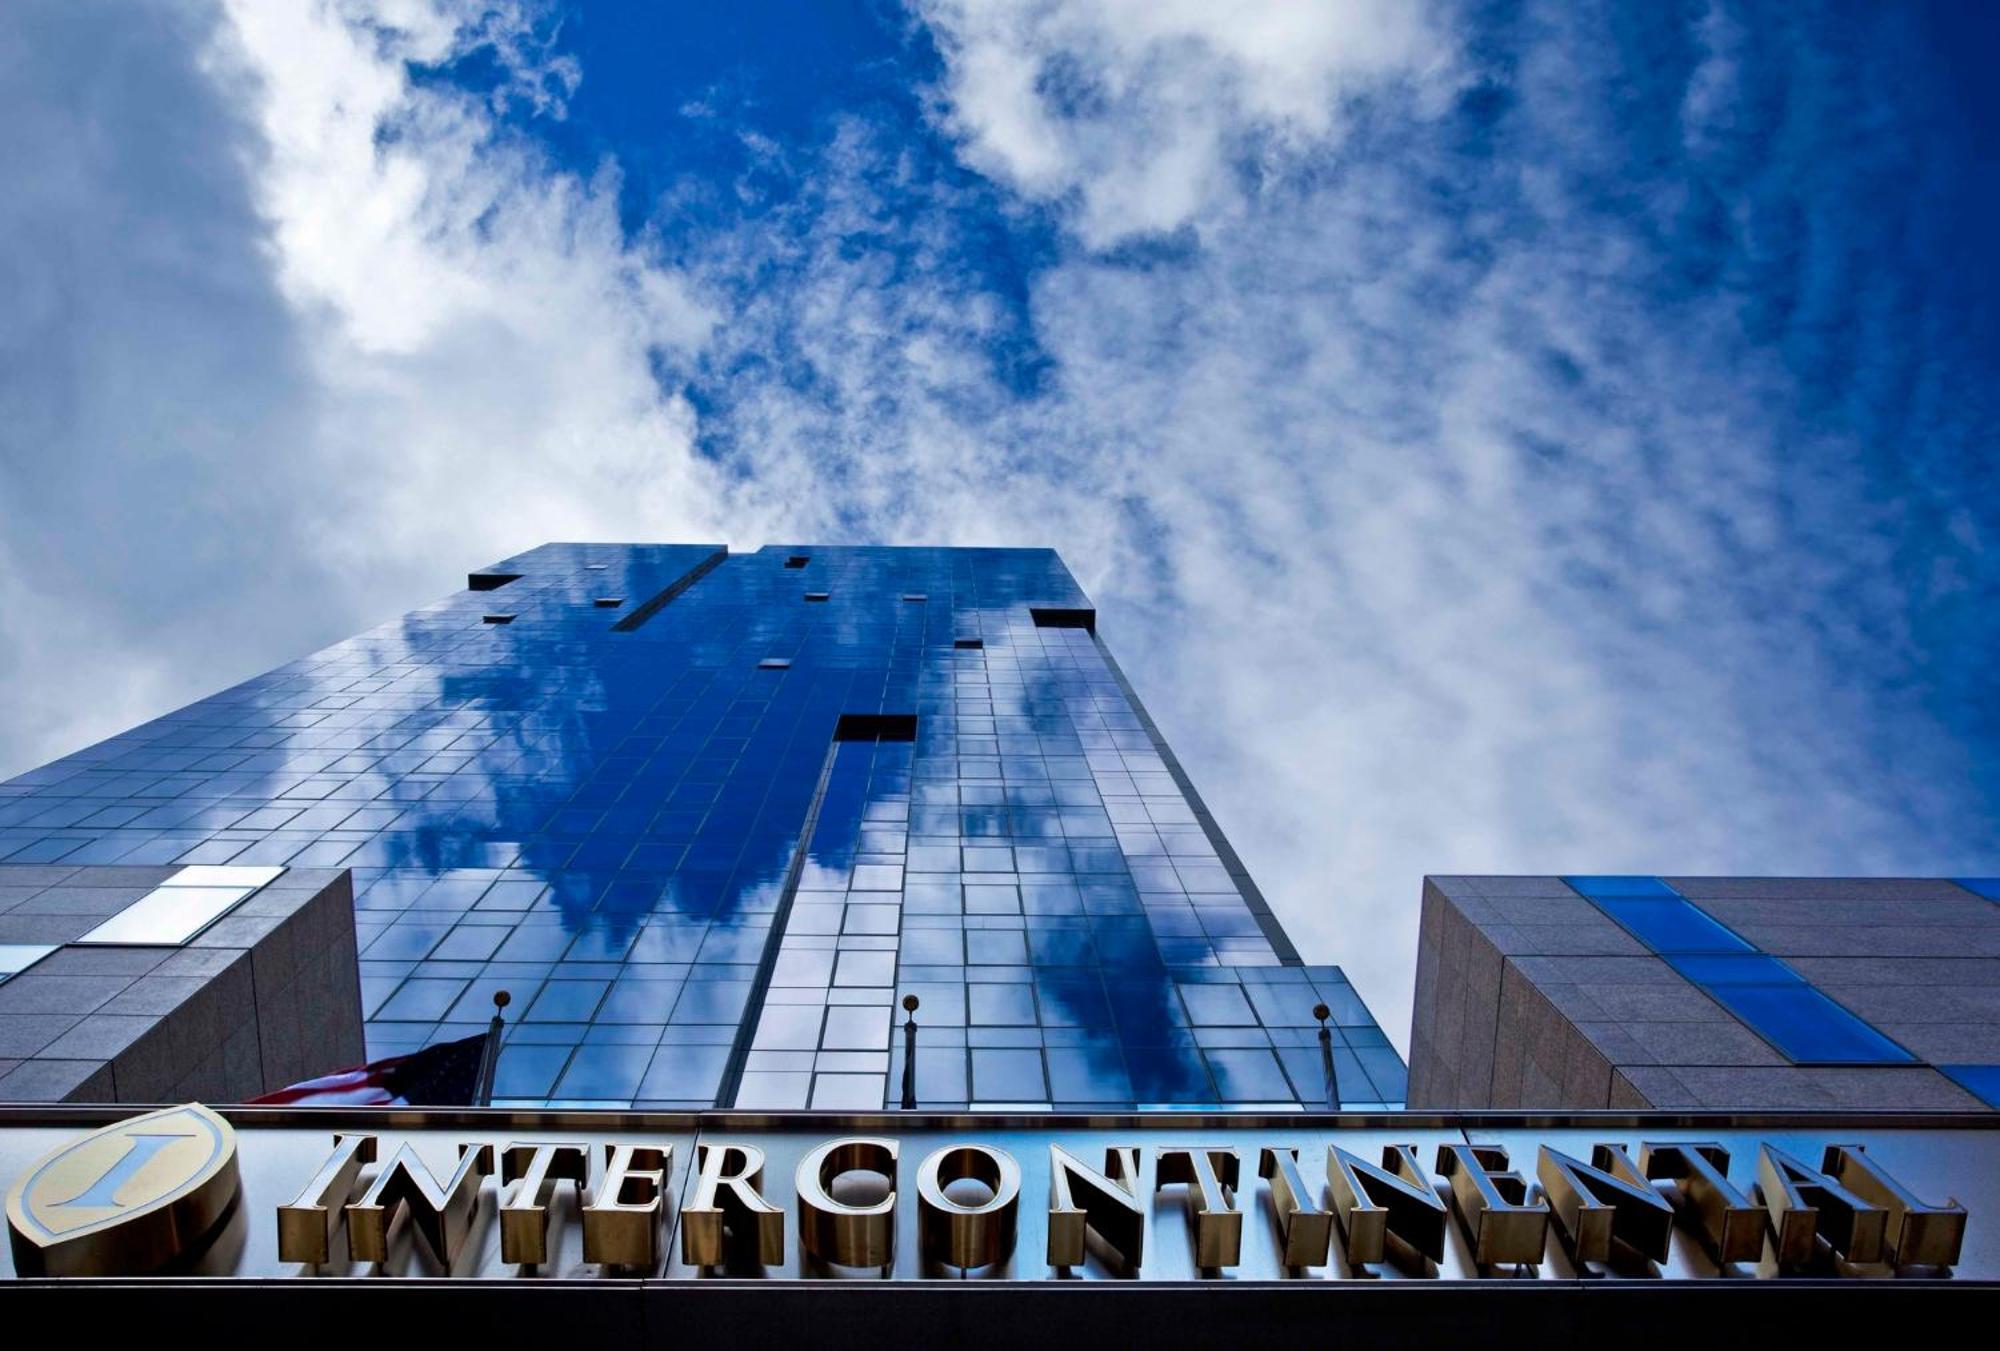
[0,1109,1991,1283]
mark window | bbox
[834,713,918,742]
[467,572,521,591]
[1666,953,1801,985]
[1940,1065,2000,1107]
[77,882,253,945]
[609,548,726,632]
[0,945,54,984]
[805,592,830,603]
[1702,983,1915,1064]
[954,638,984,650]
[593,597,624,608]
[785,555,809,568]
[72,865,277,946]
[1593,897,1753,954]
[902,593,927,602]
[1563,875,1682,900]
[758,658,792,670]
[1030,607,1095,631]
[482,614,516,625]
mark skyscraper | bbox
[0,544,1402,1111]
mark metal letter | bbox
[1327,1143,1447,1266]
[583,1144,674,1268]
[346,1141,494,1266]
[1823,1145,1965,1268]
[1757,1143,1887,1267]
[51,1132,190,1211]
[917,1143,1022,1269]
[1048,1145,1145,1269]
[683,1143,785,1267]
[1536,1144,1673,1265]
[1639,1141,1762,1265]
[499,1142,589,1266]
[278,1134,377,1264]
[1436,1143,1549,1266]
[1156,1147,1242,1268]
[796,1137,898,1268]
[1257,1147,1331,1266]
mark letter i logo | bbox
[6,1103,241,1276]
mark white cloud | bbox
[0,0,726,772]
[914,0,1449,244]
[215,0,721,571]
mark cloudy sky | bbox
[4,0,1998,1046]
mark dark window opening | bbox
[903,593,928,602]
[805,592,830,603]
[611,547,727,633]
[468,572,521,591]
[758,657,792,670]
[1031,606,1096,631]
[482,614,516,625]
[954,638,984,650]
[594,597,624,608]
[835,713,918,742]
[785,555,810,568]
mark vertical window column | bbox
[731,719,913,1110]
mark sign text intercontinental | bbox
[2,1104,1985,1282]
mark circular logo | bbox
[6,1103,240,1276]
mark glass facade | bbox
[0,544,1402,1110]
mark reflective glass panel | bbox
[1562,874,1682,899]
[1593,897,1753,954]
[1939,1064,2000,1106]
[0,944,55,981]
[75,884,254,946]
[1702,983,1915,1064]
[1666,953,1803,986]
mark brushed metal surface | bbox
[0,1107,1991,1283]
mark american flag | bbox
[247,1031,491,1106]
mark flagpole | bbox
[1314,1002,1340,1111]
[900,994,920,1110]
[475,990,510,1107]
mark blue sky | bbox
[3,0,1998,1043]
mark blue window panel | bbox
[971,1047,1047,1101]
[491,1044,572,1099]
[1046,1046,1132,1103]
[1124,1046,1217,1104]
[1593,898,1754,954]
[1938,1064,2000,1107]
[637,1042,731,1101]
[1205,1048,1291,1102]
[1703,984,1916,1064]
[1563,875,1681,899]
[554,1042,659,1101]
[1666,954,1804,986]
